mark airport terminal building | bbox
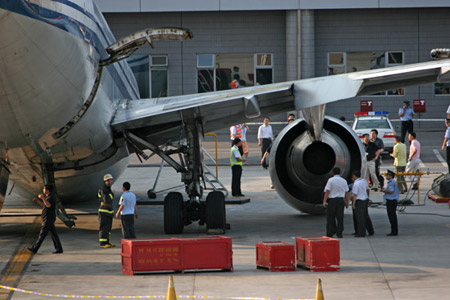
[95,0,450,120]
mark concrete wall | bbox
[316,8,450,120]
[104,11,286,98]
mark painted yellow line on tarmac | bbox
[0,217,40,300]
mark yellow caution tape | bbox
[0,285,312,300]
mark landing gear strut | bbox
[124,118,227,234]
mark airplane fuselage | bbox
[0,0,138,202]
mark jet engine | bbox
[270,116,365,215]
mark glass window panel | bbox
[434,83,450,95]
[327,67,345,75]
[127,55,149,98]
[216,54,254,89]
[256,69,273,85]
[198,69,214,93]
[151,56,167,66]
[151,69,168,98]
[355,119,390,130]
[387,52,403,65]
[329,53,344,66]
[197,54,214,68]
[256,54,272,66]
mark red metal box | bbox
[295,236,340,272]
[256,241,295,272]
[121,236,233,275]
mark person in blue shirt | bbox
[116,182,138,239]
[398,101,415,143]
[380,170,400,236]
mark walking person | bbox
[28,184,63,254]
[398,101,414,143]
[258,117,273,169]
[351,170,374,237]
[98,173,116,248]
[362,134,381,190]
[116,182,138,239]
[370,129,385,188]
[442,119,450,173]
[390,136,407,193]
[231,138,246,197]
[406,132,421,173]
[322,167,349,238]
[380,170,399,236]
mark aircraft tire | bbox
[164,192,184,234]
[206,191,226,233]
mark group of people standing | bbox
[323,167,399,239]
[28,174,138,254]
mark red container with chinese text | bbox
[121,236,233,275]
[256,241,295,272]
[295,236,340,272]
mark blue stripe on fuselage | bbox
[0,0,139,100]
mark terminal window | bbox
[327,51,404,96]
[197,53,273,93]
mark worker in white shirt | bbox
[323,167,349,238]
[257,117,273,169]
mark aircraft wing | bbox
[111,59,450,145]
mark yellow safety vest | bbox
[230,146,243,166]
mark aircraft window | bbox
[355,119,390,130]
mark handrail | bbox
[204,133,218,178]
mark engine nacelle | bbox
[270,116,365,215]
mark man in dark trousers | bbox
[398,100,414,143]
[116,182,138,239]
[380,170,400,236]
[351,170,374,237]
[322,167,349,238]
[230,138,246,197]
[98,173,115,248]
[28,184,63,254]
[370,129,385,188]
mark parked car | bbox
[352,111,396,153]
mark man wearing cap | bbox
[231,138,246,197]
[442,119,450,173]
[398,101,414,143]
[98,174,116,248]
[380,170,400,236]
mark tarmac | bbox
[1,159,450,300]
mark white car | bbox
[351,112,396,153]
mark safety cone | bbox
[166,276,177,300]
[315,278,324,300]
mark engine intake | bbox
[270,116,365,215]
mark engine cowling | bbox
[270,116,365,215]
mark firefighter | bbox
[98,174,115,248]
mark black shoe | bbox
[371,188,378,192]
[52,250,63,254]
[351,232,357,235]
[237,194,245,197]
[369,232,375,236]
[28,247,37,253]
[386,233,398,236]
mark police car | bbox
[351,111,396,153]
